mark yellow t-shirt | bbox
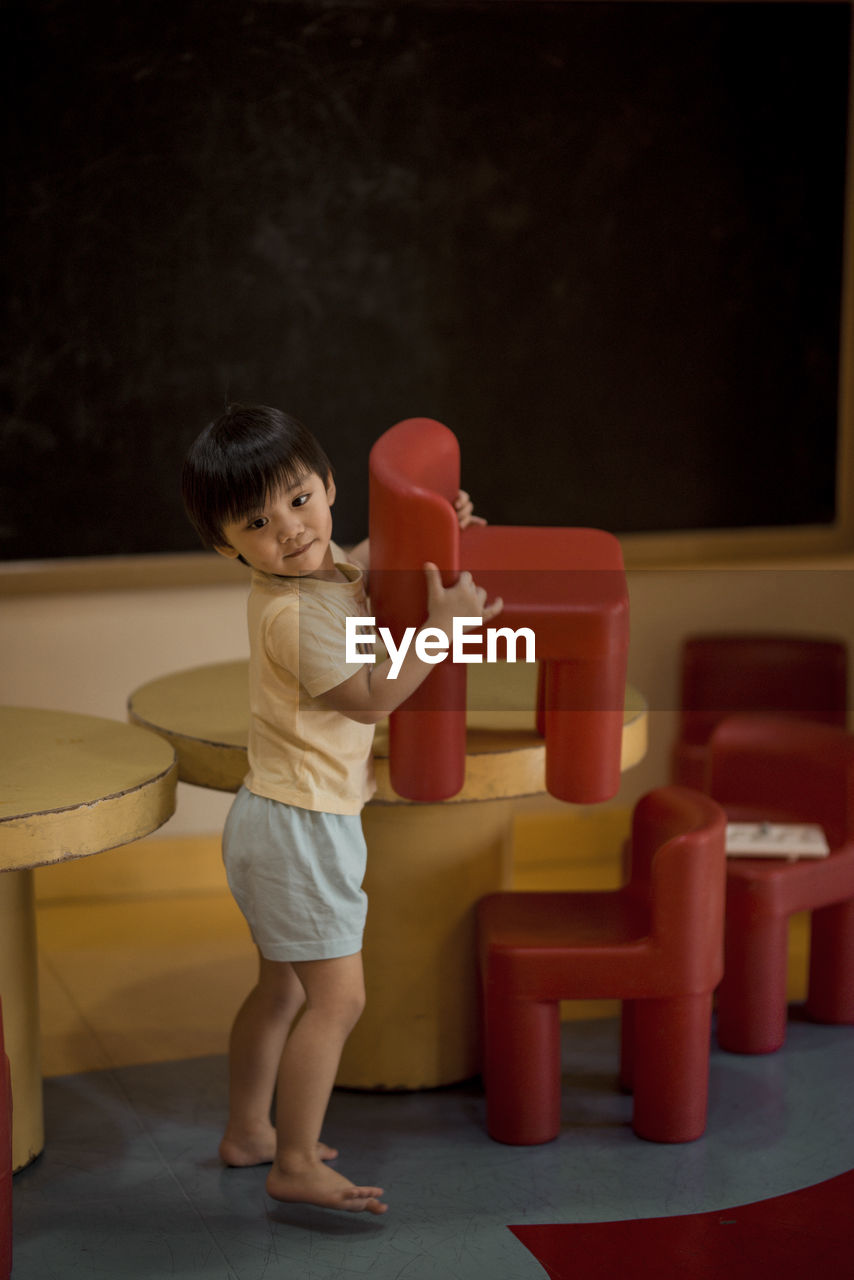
[244,545,377,815]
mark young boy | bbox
[182,404,501,1216]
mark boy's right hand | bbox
[318,563,504,726]
[423,562,503,634]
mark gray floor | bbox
[11,1014,854,1280]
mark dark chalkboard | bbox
[2,1,849,560]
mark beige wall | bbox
[2,552,851,834]
[0,581,249,834]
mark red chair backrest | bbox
[678,635,847,747]
[371,416,460,502]
[369,418,463,632]
[630,787,727,988]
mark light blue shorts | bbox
[222,786,368,963]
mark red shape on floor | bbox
[510,1168,854,1279]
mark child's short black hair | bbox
[182,404,333,548]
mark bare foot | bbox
[220,1126,338,1167]
[266,1160,388,1215]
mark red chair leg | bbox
[388,663,466,801]
[484,993,561,1145]
[619,1000,635,1091]
[807,899,854,1025]
[631,994,713,1142]
[717,913,789,1054]
[543,656,626,804]
[535,663,546,738]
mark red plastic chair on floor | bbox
[672,634,847,790]
[1,999,12,1280]
[707,715,854,1054]
[368,418,630,803]
[476,786,727,1145]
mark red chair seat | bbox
[480,891,651,997]
[726,850,854,919]
[459,524,628,658]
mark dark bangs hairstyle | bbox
[182,404,333,549]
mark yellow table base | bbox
[339,798,514,1089]
[0,871,43,1170]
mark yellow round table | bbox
[129,662,646,1088]
[0,707,177,1170]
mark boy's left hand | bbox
[454,490,486,529]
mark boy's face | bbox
[215,471,339,578]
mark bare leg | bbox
[266,952,387,1214]
[219,950,337,1166]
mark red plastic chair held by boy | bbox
[368,418,630,803]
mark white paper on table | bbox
[725,822,830,860]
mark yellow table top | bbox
[128,661,646,805]
[0,706,177,871]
